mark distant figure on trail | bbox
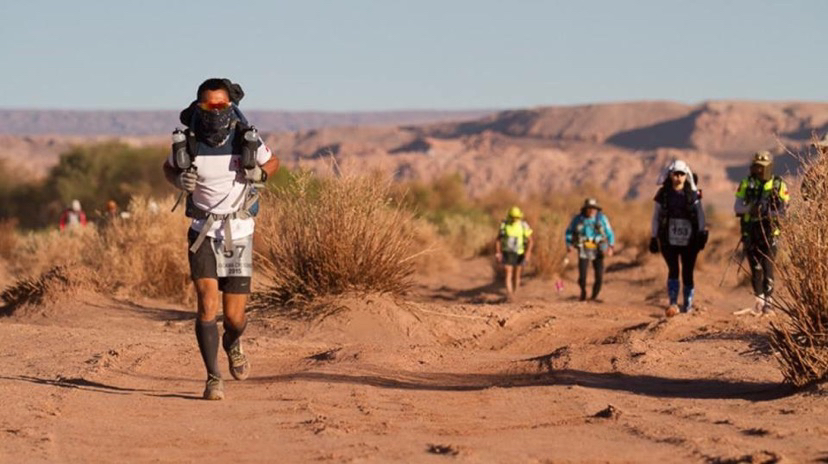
[106,200,118,219]
[162,78,280,400]
[649,160,707,317]
[495,206,534,301]
[734,151,790,316]
[565,198,615,302]
[59,199,87,231]
[104,199,130,221]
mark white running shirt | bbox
[168,133,272,240]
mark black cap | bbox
[179,78,245,126]
[196,78,244,104]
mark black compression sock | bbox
[222,319,247,351]
[195,318,221,378]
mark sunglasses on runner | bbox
[198,101,233,111]
[671,171,687,177]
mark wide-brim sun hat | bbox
[582,198,601,210]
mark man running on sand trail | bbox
[495,206,534,301]
[163,78,280,400]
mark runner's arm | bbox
[601,214,616,247]
[733,197,749,216]
[733,180,749,216]
[651,203,662,238]
[255,140,280,178]
[261,157,280,178]
[694,199,706,231]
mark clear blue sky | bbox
[1,0,826,111]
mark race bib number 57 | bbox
[212,234,254,277]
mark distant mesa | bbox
[3,100,827,211]
[0,109,495,136]
[389,137,432,155]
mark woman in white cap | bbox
[649,160,708,316]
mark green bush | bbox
[2,142,174,229]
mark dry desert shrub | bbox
[0,219,18,260]
[253,172,417,309]
[6,196,193,306]
[391,173,494,259]
[769,147,828,387]
[530,211,569,279]
[11,226,99,279]
[432,213,493,259]
[406,219,459,275]
[89,196,193,304]
[0,266,76,316]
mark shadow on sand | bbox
[3,367,796,402]
[248,368,794,402]
[420,280,507,305]
[0,375,201,400]
[86,300,194,322]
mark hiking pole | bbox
[718,237,744,287]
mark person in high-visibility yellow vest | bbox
[495,206,534,300]
[734,150,790,315]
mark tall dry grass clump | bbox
[11,226,99,280]
[5,196,193,308]
[253,172,417,308]
[0,219,18,260]
[770,147,828,387]
[89,196,193,304]
[531,212,569,279]
[391,174,494,259]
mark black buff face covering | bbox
[194,106,238,147]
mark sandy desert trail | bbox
[1,254,827,463]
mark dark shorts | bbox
[188,229,252,294]
[502,251,525,266]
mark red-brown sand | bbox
[1,247,825,463]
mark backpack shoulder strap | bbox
[231,121,251,154]
[684,184,698,206]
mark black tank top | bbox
[663,188,694,220]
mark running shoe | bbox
[203,374,224,400]
[226,341,250,381]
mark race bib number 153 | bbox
[668,218,692,246]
